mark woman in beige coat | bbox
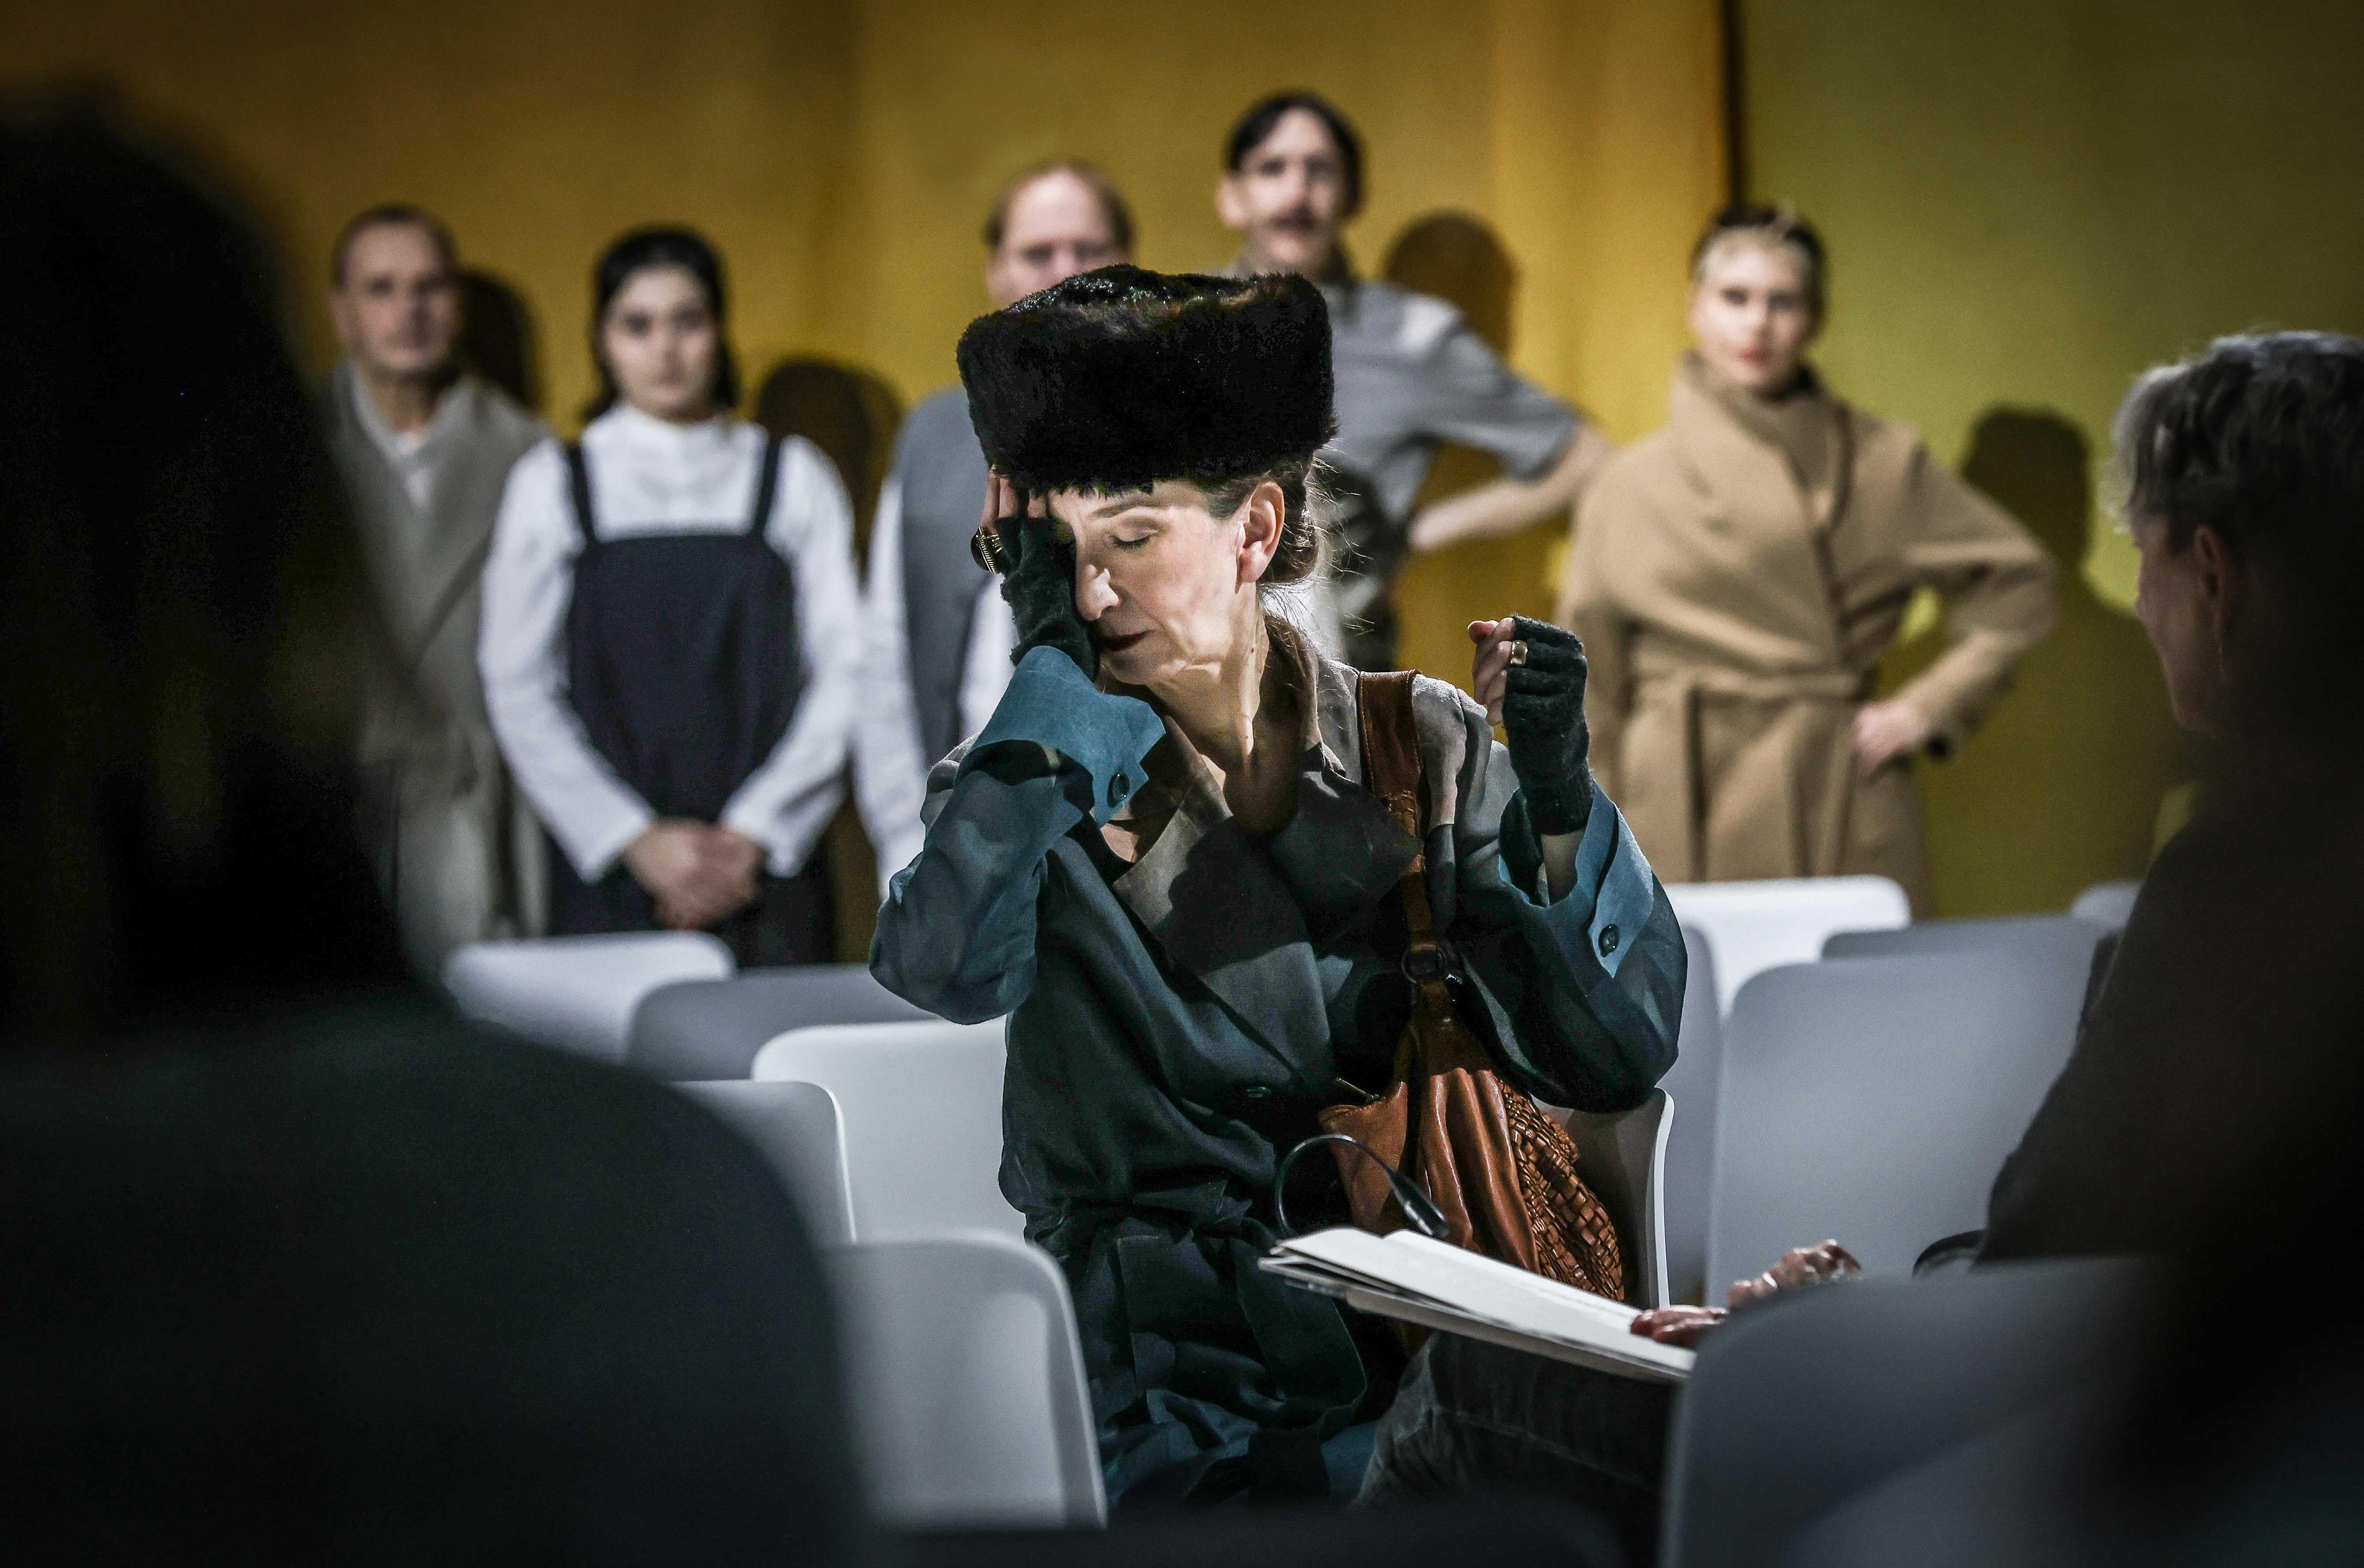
[1557,207,2056,908]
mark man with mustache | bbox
[1218,92,1614,670]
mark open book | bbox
[1262,1228,1694,1384]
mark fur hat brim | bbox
[956,265,1335,496]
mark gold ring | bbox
[1506,640,1530,667]
[971,523,1009,574]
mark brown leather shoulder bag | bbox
[1316,670,1626,1301]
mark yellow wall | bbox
[25,1,2353,920]
[9,0,1722,947]
[1743,0,2364,912]
[6,0,1716,425]
[9,0,1718,667]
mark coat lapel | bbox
[1666,362,1854,668]
[330,367,510,661]
[1109,624,1415,1072]
[1262,646,1418,926]
[1113,726,1333,1072]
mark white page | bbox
[1270,1228,1696,1379]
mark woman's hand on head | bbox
[1470,615,1594,837]
[989,472,1097,678]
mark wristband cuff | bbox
[1524,770,1596,837]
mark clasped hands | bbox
[1628,1240,1863,1348]
[622,819,765,931]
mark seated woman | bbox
[1365,331,2364,1563]
[870,266,1685,1506]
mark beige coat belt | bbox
[1631,666,1870,704]
[1630,666,1873,879]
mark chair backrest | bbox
[1662,1260,2145,1568]
[828,1234,1106,1527]
[676,1080,856,1247]
[1560,1088,1672,1308]
[1706,945,2092,1288]
[1654,925,1723,1304]
[628,965,931,1081]
[752,1018,1019,1240]
[442,933,733,1062]
[2069,878,2141,929]
[1822,913,2108,966]
[1667,877,1910,1015]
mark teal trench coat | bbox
[872,623,1683,1502]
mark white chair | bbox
[1705,946,2092,1287]
[752,1018,1019,1240]
[1823,912,2107,966]
[1657,925,1723,1303]
[628,965,930,1080]
[675,1080,856,1246]
[828,1233,1106,1527]
[1666,876,1910,1015]
[1560,1088,1673,1308]
[2069,878,2141,929]
[443,932,733,1062]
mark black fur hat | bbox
[957,265,1335,495]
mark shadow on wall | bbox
[750,355,906,965]
[1895,407,2201,914]
[458,270,542,416]
[754,357,903,561]
[1385,211,1517,355]
[1383,212,1562,690]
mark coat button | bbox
[1108,773,1127,806]
[1243,1086,1272,1101]
[1598,924,1621,957]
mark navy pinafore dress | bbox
[544,435,835,965]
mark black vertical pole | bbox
[1720,0,1751,206]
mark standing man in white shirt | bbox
[324,205,549,974]
[1218,92,1617,670]
[854,161,1135,887]
[480,227,861,965]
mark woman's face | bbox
[1687,239,1819,394]
[600,265,722,422]
[2132,512,2230,736]
[1048,480,1280,688]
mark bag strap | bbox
[745,433,785,537]
[563,441,596,547]
[1356,672,1453,1019]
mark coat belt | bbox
[1631,666,1868,704]
[1631,667,1870,878]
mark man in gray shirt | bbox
[1218,92,1615,669]
[324,206,547,971]
[853,162,1135,886]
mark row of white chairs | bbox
[685,1015,1678,1527]
[1666,874,2134,1022]
[1660,874,2129,1302]
[439,872,2140,1528]
[1647,878,2141,1562]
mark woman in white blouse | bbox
[480,227,859,963]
